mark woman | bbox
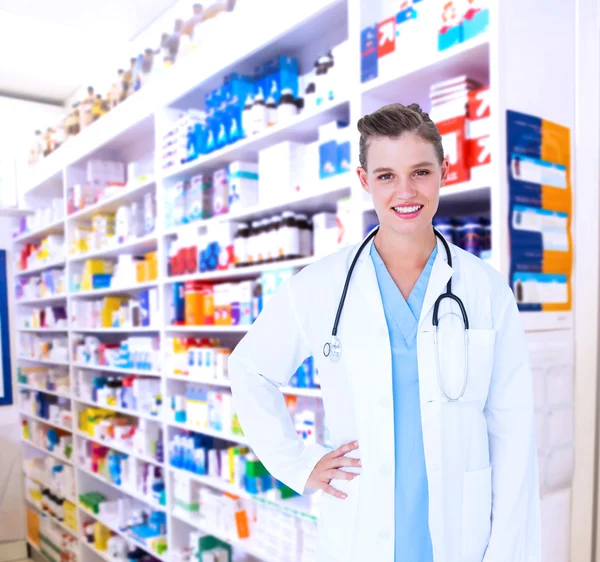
[229,103,541,562]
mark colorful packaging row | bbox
[21,418,73,459]
[69,194,156,255]
[19,305,67,330]
[16,236,65,273]
[79,492,167,555]
[77,371,162,418]
[70,290,158,329]
[169,389,242,437]
[24,456,76,506]
[18,334,69,363]
[78,440,165,506]
[19,389,72,428]
[166,338,230,381]
[162,42,348,169]
[18,366,70,396]
[79,407,163,463]
[25,477,77,529]
[16,268,65,301]
[171,269,294,327]
[72,336,160,372]
[361,0,489,83]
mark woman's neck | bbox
[373,224,437,273]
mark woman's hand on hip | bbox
[306,441,361,499]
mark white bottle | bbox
[251,89,268,135]
[266,92,277,127]
[242,93,254,137]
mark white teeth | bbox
[393,205,422,214]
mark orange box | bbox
[136,260,149,283]
[202,284,215,325]
[185,281,204,326]
[146,252,158,281]
[437,115,469,185]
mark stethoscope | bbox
[322,226,470,402]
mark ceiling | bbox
[0,0,179,105]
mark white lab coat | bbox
[229,236,541,562]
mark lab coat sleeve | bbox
[228,279,329,495]
[483,284,542,562]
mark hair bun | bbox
[407,103,423,113]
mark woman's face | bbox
[357,132,448,239]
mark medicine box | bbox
[360,25,378,83]
[438,0,463,51]
[186,174,213,223]
[462,0,489,41]
[436,115,469,185]
[258,141,306,202]
[227,161,259,213]
[212,169,229,216]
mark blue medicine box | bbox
[463,8,489,41]
[438,23,463,51]
[261,56,299,103]
[360,25,378,83]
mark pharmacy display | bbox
[506,110,572,311]
[0,250,12,406]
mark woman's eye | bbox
[378,173,393,181]
[414,170,430,177]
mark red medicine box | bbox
[436,115,469,185]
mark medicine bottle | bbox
[256,218,270,263]
[266,93,277,127]
[277,88,298,122]
[247,221,260,264]
[234,223,249,267]
[280,212,300,259]
[295,213,313,257]
[251,90,268,135]
[252,280,263,320]
[267,215,281,262]
[242,93,254,137]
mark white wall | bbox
[0,96,65,207]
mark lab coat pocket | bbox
[462,465,492,562]
[463,329,496,403]
[317,475,361,560]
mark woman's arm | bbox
[483,283,542,561]
[228,279,329,495]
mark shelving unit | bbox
[15,1,573,561]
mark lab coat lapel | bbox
[340,240,395,562]
[418,237,454,329]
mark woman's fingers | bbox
[333,440,359,457]
[325,469,358,481]
[323,483,348,499]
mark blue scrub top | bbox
[371,243,437,562]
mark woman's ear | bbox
[357,166,371,194]
[440,157,450,187]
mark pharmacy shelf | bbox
[13,218,65,244]
[76,431,164,468]
[72,326,160,334]
[67,178,156,222]
[79,465,166,512]
[166,256,318,285]
[18,327,68,334]
[171,509,276,562]
[164,325,250,334]
[81,541,113,562]
[18,383,71,400]
[15,294,67,306]
[20,410,73,433]
[26,474,76,504]
[15,259,66,277]
[361,33,490,104]
[164,375,321,398]
[163,177,351,237]
[79,505,167,562]
[22,439,74,465]
[167,420,249,446]
[163,98,350,182]
[75,397,162,422]
[26,499,78,538]
[69,280,158,299]
[68,233,158,262]
[71,363,161,377]
[169,466,244,497]
[17,356,70,367]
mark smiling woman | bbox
[229,101,541,562]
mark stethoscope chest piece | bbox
[323,336,342,362]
